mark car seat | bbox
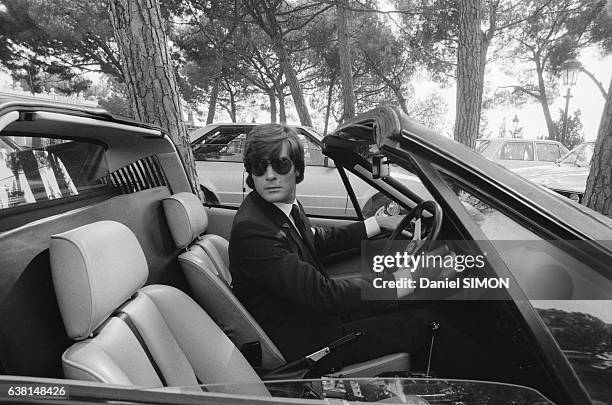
[50,220,270,396]
[162,192,410,377]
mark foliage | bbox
[87,77,132,119]
[589,0,612,53]
[398,0,458,82]
[553,108,585,149]
[354,17,416,114]
[12,69,91,95]
[537,308,611,354]
[0,0,121,83]
[500,0,604,140]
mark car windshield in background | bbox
[475,139,490,153]
[558,142,595,167]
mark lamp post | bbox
[512,114,519,138]
[560,59,581,146]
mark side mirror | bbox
[323,156,336,168]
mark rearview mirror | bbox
[372,155,389,179]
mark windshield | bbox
[558,143,594,166]
[160,378,554,403]
[475,139,490,153]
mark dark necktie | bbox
[290,204,310,241]
[291,204,325,272]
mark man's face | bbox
[251,143,297,204]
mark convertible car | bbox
[0,100,611,405]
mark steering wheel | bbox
[383,200,443,258]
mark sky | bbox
[410,47,611,142]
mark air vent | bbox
[101,155,168,194]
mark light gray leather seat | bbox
[50,220,269,396]
[162,192,286,371]
[162,192,411,377]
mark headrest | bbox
[50,221,148,340]
[162,192,208,249]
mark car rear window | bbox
[498,142,534,161]
[0,135,108,210]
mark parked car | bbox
[476,138,569,169]
[515,142,595,202]
[189,123,424,217]
[1,100,612,404]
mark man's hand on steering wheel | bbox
[383,200,443,257]
[374,214,406,232]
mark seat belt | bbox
[113,306,205,387]
[114,311,168,386]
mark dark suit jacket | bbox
[229,191,393,361]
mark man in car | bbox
[228,123,476,375]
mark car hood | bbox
[514,164,589,193]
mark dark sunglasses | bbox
[249,157,293,176]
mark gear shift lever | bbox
[426,321,439,377]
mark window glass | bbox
[498,142,534,161]
[192,128,248,162]
[0,135,108,210]
[298,133,325,166]
[536,143,561,162]
[558,143,594,167]
[576,144,594,167]
[442,175,612,403]
[476,139,491,153]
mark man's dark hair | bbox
[244,124,305,188]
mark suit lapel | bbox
[250,192,310,259]
[250,191,324,272]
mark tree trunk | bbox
[108,0,201,199]
[583,78,612,217]
[229,90,237,123]
[274,44,312,127]
[454,0,482,149]
[535,61,558,141]
[267,89,277,123]
[207,62,223,124]
[390,83,408,115]
[324,73,337,135]
[337,0,355,122]
[276,87,287,123]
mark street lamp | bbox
[512,114,519,138]
[560,59,581,146]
